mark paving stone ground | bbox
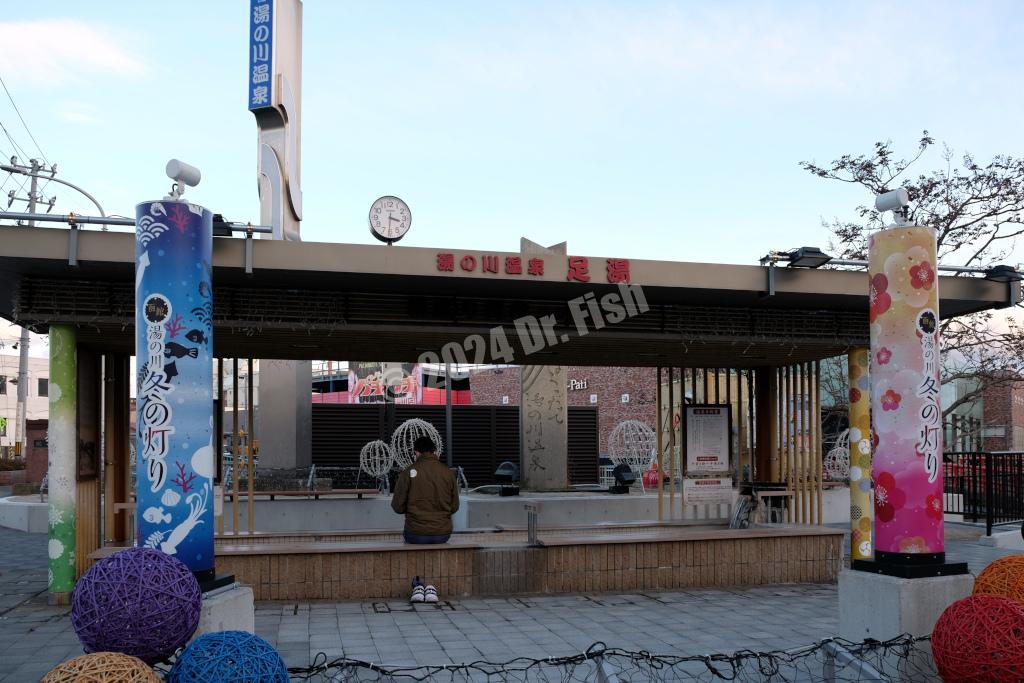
[0,522,1017,680]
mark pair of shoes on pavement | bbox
[410,576,439,603]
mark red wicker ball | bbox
[974,555,1024,606]
[932,595,1024,682]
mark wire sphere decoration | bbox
[167,630,289,683]
[390,418,443,470]
[42,652,160,683]
[973,555,1024,607]
[608,420,657,473]
[71,547,201,664]
[360,440,395,478]
[822,428,851,482]
[932,594,1024,682]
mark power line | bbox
[0,75,47,165]
[0,119,29,161]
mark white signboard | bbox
[683,477,733,505]
[685,405,730,472]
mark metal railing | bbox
[944,451,1024,536]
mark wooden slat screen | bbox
[312,404,599,487]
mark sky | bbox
[0,1,1022,357]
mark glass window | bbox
[0,375,6,394]
[37,378,48,397]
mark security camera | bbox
[875,188,910,214]
[166,159,201,188]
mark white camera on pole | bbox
[165,159,201,200]
[875,188,910,226]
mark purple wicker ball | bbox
[72,547,201,664]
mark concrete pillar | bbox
[255,359,312,469]
[753,367,778,481]
[520,365,568,491]
[47,324,76,605]
[848,347,873,561]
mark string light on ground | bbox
[284,635,939,682]
[390,419,443,470]
[360,439,395,479]
[608,420,657,474]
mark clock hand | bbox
[388,214,398,222]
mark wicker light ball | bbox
[167,631,288,682]
[932,594,1024,682]
[973,555,1024,606]
[608,420,657,473]
[42,652,159,682]
[390,418,443,470]
[822,429,851,481]
[359,439,395,478]
[71,547,201,664]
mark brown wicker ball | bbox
[41,652,159,683]
[973,555,1024,606]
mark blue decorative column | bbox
[135,200,215,578]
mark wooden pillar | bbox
[102,354,130,544]
[232,358,240,533]
[247,358,255,534]
[814,360,823,526]
[667,367,676,519]
[754,367,778,481]
[656,366,664,522]
[76,347,102,577]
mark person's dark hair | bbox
[413,435,436,454]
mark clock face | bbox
[368,196,411,243]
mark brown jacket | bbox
[391,454,460,536]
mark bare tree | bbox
[801,132,1024,420]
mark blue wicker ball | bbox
[71,547,201,664]
[167,631,288,683]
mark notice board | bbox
[685,404,730,473]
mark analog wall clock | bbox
[368,196,411,244]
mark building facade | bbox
[470,366,657,455]
[0,355,49,451]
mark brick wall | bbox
[470,366,657,454]
[982,378,1024,451]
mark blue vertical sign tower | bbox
[135,200,215,577]
[249,0,275,110]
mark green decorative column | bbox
[47,324,77,605]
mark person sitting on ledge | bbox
[391,434,460,546]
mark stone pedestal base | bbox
[838,568,972,641]
[192,582,255,640]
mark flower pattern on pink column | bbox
[910,261,935,289]
[881,389,902,411]
[869,273,891,323]
[869,226,945,555]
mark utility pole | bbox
[4,158,53,457]
[2,157,111,458]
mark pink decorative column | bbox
[865,226,965,576]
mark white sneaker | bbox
[410,585,425,603]
[424,585,439,603]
